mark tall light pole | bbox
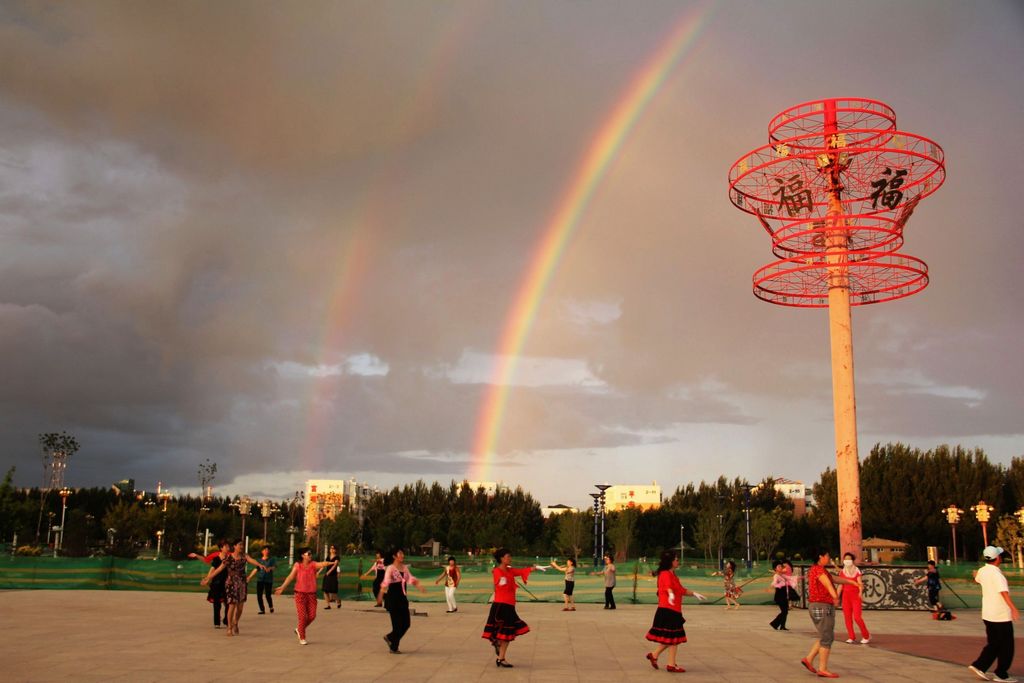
[596,484,611,564]
[158,487,171,559]
[741,484,753,570]
[260,500,279,541]
[231,496,252,548]
[942,505,963,564]
[972,501,994,548]
[287,526,299,566]
[716,513,724,571]
[56,486,71,556]
[680,524,685,566]
[589,493,600,567]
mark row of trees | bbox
[4,442,1023,563]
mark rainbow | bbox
[468,5,714,481]
[298,6,487,470]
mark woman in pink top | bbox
[380,548,425,654]
[275,548,338,645]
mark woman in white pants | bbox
[434,556,461,613]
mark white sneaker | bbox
[299,638,308,645]
[968,665,991,680]
[991,676,1016,683]
[845,638,855,644]
[860,638,870,644]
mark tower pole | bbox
[823,99,862,561]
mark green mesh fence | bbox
[0,555,1003,608]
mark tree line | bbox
[3,442,1023,562]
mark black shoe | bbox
[258,611,266,615]
[780,627,789,631]
[325,605,331,610]
[770,623,779,630]
[496,659,513,668]
[269,608,274,613]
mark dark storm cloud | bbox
[0,1,1020,498]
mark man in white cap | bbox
[969,546,1019,682]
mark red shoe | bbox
[646,652,659,670]
[666,665,686,673]
[801,658,817,674]
[817,672,839,679]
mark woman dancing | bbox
[202,540,231,628]
[482,549,547,668]
[434,556,461,613]
[201,539,267,637]
[362,551,386,607]
[645,550,706,673]
[380,548,426,654]
[322,545,341,610]
[839,552,870,644]
[275,547,338,645]
[593,554,617,609]
[723,560,742,609]
[550,557,577,611]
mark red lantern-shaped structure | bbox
[728,98,945,559]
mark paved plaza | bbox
[2,590,1021,682]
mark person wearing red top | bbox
[801,548,858,679]
[645,550,707,673]
[481,548,547,668]
[274,547,338,645]
[839,552,870,644]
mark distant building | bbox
[862,537,909,563]
[769,477,810,517]
[604,483,662,511]
[304,478,378,535]
[111,479,135,496]
[542,504,578,518]
[462,481,507,497]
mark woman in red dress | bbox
[645,550,706,673]
[481,548,546,668]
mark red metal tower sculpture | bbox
[728,98,945,559]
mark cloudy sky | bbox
[1,0,1021,509]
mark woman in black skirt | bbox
[645,550,706,673]
[550,557,577,611]
[482,548,545,668]
[362,551,386,607]
[380,548,425,654]
[322,545,340,609]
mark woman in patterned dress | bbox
[201,539,266,637]
[723,560,742,609]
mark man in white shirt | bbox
[969,546,1019,683]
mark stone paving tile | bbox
[0,590,1008,682]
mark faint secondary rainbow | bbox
[298,5,487,471]
[468,5,714,481]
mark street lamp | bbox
[741,484,753,570]
[942,505,963,564]
[972,501,994,548]
[56,486,71,556]
[679,524,685,566]
[589,493,600,567]
[155,529,164,559]
[157,489,171,559]
[287,525,299,566]
[596,484,611,564]
[716,513,724,571]
[260,500,279,541]
[231,496,252,546]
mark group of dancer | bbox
[190,541,980,677]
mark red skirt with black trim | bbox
[482,602,530,642]
[646,607,687,644]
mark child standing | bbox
[723,560,742,609]
[914,560,943,612]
